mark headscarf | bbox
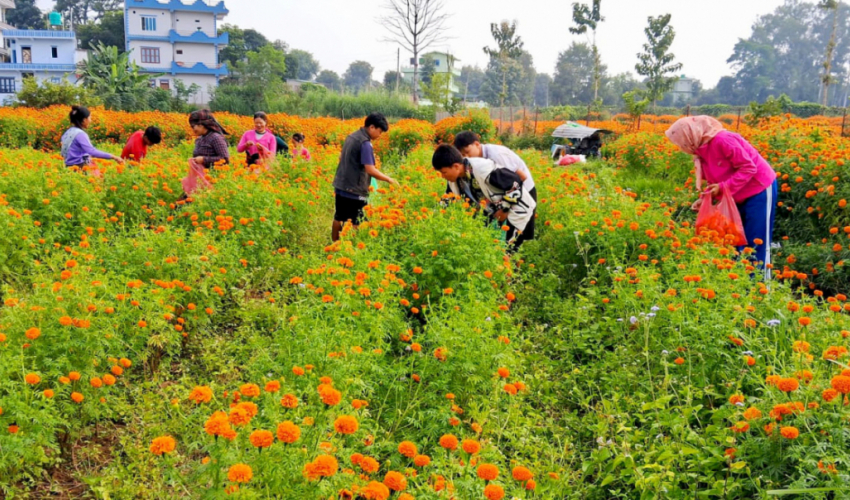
[665,116,724,190]
[189,109,229,136]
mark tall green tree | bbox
[635,14,682,107]
[569,0,604,102]
[820,0,840,106]
[419,54,437,86]
[551,42,606,105]
[219,25,272,67]
[76,10,125,51]
[54,0,121,25]
[6,0,45,30]
[483,20,524,108]
[284,49,321,81]
[316,70,342,92]
[460,65,485,101]
[237,45,287,87]
[343,61,374,93]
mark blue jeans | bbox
[736,180,778,278]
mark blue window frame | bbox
[0,78,15,94]
[141,16,157,31]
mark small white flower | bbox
[651,306,661,312]
[735,402,745,407]
[743,350,754,356]
[617,318,624,322]
[767,319,780,327]
[647,313,656,318]
[629,316,638,325]
[662,350,669,355]
[485,317,492,322]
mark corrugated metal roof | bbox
[551,121,613,139]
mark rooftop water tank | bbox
[49,12,63,27]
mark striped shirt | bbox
[193,132,230,168]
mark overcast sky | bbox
[38,0,788,86]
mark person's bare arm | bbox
[365,164,398,186]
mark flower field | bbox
[1,109,850,498]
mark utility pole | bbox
[395,47,400,94]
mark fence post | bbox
[842,108,847,137]
[509,105,514,135]
[736,108,742,132]
[534,107,539,135]
[586,104,591,126]
[637,114,641,131]
[686,105,691,117]
[499,107,503,135]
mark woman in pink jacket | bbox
[666,116,778,275]
[237,112,277,167]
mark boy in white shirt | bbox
[432,144,536,250]
[453,131,536,201]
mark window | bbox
[149,79,156,88]
[51,77,61,83]
[140,47,160,64]
[0,78,15,94]
[21,47,32,64]
[435,60,440,66]
[176,49,183,55]
[51,46,58,59]
[141,16,157,31]
[160,80,170,90]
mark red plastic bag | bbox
[695,185,748,246]
[182,159,212,196]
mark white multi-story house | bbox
[0,28,82,100]
[402,51,461,95]
[0,0,16,62]
[670,75,698,105]
[124,0,229,104]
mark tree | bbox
[284,49,321,81]
[419,54,437,86]
[602,72,643,106]
[77,10,125,51]
[344,61,374,93]
[534,74,552,107]
[219,25,272,68]
[820,0,840,106]
[6,0,45,30]
[483,20,524,108]
[380,0,450,104]
[316,70,342,92]
[551,42,605,105]
[635,14,682,107]
[460,65,485,101]
[77,43,162,111]
[55,0,121,25]
[383,71,409,93]
[14,77,101,108]
[569,0,604,102]
[238,45,287,87]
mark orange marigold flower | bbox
[249,429,274,448]
[477,463,499,481]
[359,456,380,474]
[240,383,260,397]
[334,415,359,435]
[798,317,811,327]
[264,381,281,393]
[43,389,54,398]
[484,484,505,500]
[360,481,390,500]
[674,357,685,365]
[414,454,431,467]
[227,463,253,483]
[25,327,40,340]
[71,392,84,403]
[823,388,840,402]
[503,383,518,395]
[319,386,342,406]
[228,406,253,427]
[398,441,417,458]
[276,421,301,444]
[189,386,213,404]
[439,434,458,451]
[497,367,510,378]
[831,375,850,394]
[150,436,176,455]
[24,373,40,385]
[383,471,407,492]
[512,466,533,481]
[303,454,338,480]
[780,426,799,439]
[730,421,750,433]
[765,374,781,386]
[462,439,481,455]
[743,407,763,420]
[777,377,799,392]
[292,366,305,376]
[728,394,744,405]
[281,393,298,409]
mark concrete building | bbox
[0,0,15,62]
[124,0,229,104]
[401,51,461,96]
[670,75,698,105]
[0,29,83,100]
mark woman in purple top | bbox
[666,116,778,275]
[60,106,124,169]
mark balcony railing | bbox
[1,29,76,39]
[0,63,77,71]
[127,29,229,45]
[141,61,228,76]
[126,0,228,15]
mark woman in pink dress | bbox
[237,112,277,167]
